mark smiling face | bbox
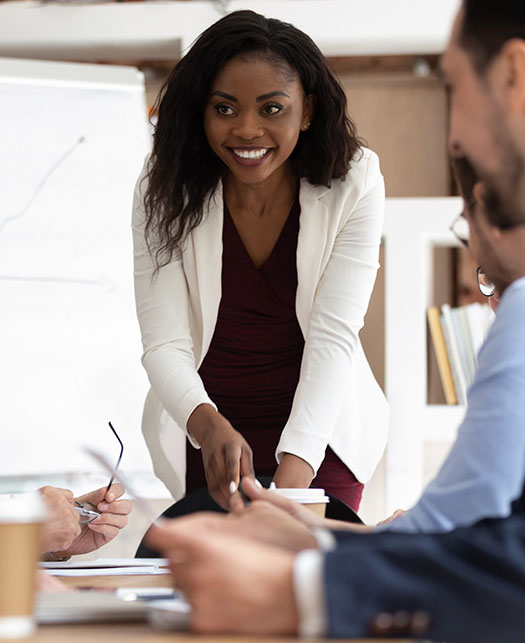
[442,9,525,225]
[203,54,313,189]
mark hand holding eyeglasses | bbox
[74,421,124,523]
[42,422,131,558]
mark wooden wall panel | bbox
[340,73,449,196]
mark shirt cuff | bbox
[294,549,327,638]
[313,527,337,551]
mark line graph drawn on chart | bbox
[0,59,152,475]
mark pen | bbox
[74,503,100,524]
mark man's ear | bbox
[495,39,525,114]
[473,181,487,205]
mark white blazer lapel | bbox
[296,180,332,334]
[183,183,223,366]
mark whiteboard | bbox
[0,58,153,476]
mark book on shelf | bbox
[427,302,494,405]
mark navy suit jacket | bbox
[324,485,525,642]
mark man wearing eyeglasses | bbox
[148,2,525,641]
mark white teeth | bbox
[232,148,269,160]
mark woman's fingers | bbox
[205,434,254,510]
[224,441,242,498]
[240,442,255,479]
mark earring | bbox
[302,121,310,130]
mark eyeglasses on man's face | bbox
[449,212,470,247]
[449,212,496,297]
[476,266,496,297]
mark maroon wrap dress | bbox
[185,197,364,510]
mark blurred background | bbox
[1,0,479,557]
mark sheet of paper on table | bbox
[40,558,170,577]
[36,590,190,629]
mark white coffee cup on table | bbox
[269,486,329,517]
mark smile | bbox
[231,147,271,160]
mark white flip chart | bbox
[0,58,152,475]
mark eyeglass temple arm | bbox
[105,421,124,496]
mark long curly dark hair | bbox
[144,9,362,267]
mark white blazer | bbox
[133,147,389,501]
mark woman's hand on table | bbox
[187,404,255,510]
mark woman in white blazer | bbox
[133,10,388,511]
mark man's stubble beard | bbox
[477,107,525,227]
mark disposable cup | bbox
[268,487,329,517]
[0,493,46,639]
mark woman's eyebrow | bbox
[209,90,291,102]
[256,91,290,101]
[211,90,237,102]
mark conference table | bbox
[30,624,412,642]
[28,624,410,643]
[30,569,413,642]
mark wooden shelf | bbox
[383,197,463,512]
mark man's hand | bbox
[150,503,317,553]
[231,477,325,527]
[147,519,299,635]
[40,486,81,553]
[231,478,373,534]
[40,484,132,558]
[62,483,132,556]
[187,404,255,510]
[375,508,406,527]
[229,499,318,552]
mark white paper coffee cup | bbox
[268,487,329,517]
[0,493,47,638]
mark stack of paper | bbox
[40,558,170,578]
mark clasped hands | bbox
[40,483,132,558]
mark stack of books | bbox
[427,303,494,404]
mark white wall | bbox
[0,0,461,61]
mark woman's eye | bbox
[263,104,282,115]
[215,104,235,116]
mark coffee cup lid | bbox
[268,487,329,504]
[0,492,47,522]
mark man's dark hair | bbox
[143,10,362,269]
[460,1,525,73]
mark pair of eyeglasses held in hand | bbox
[75,421,124,524]
[449,212,497,297]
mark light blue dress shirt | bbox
[294,276,525,638]
[381,276,525,533]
